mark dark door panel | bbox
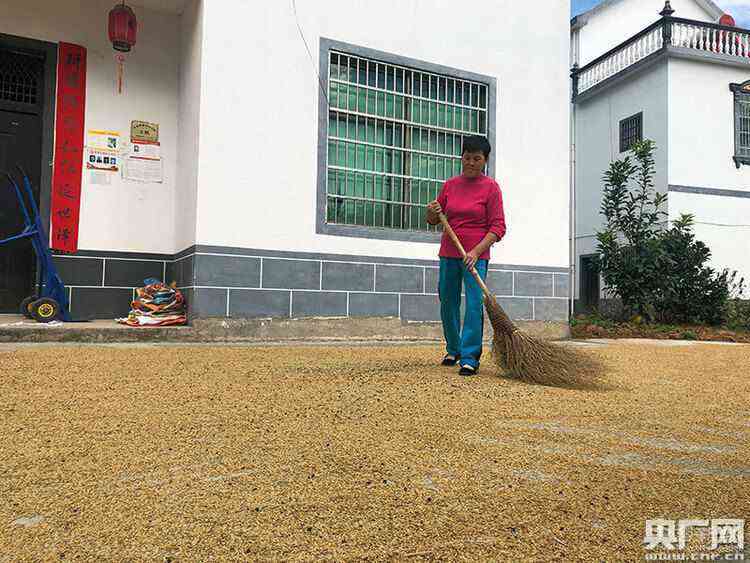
[580,254,600,313]
[0,48,44,313]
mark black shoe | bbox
[458,364,478,376]
[441,354,460,366]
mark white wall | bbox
[668,191,750,294]
[575,0,715,66]
[574,60,669,296]
[669,58,750,190]
[194,0,571,268]
[175,0,203,251]
[667,57,750,290]
[1,0,180,254]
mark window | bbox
[619,112,642,153]
[0,50,43,111]
[323,47,490,233]
[730,80,750,168]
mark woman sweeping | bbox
[426,135,506,376]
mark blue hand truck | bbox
[1,166,80,322]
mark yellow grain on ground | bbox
[0,343,748,562]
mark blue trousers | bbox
[438,257,488,369]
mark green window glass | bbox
[375,122,385,145]
[346,143,355,169]
[337,83,347,110]
[357,87,367,113]
[386,94,394,118]
[357,145,365,170]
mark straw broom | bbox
[438,213,602,387]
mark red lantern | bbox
[108,2,138,53]
[719,14,736,27]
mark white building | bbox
[1,0,571,331]
[571,0,750,309]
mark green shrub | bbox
[596,140,742,326]
[726,299,750,331]
[652,215,744,325]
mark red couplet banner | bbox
[50,42,87,253]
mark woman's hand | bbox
[464,248,480,270]
[426,200,442,225]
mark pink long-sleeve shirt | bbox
[436,174,506,260]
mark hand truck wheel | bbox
[30,298,61,323]
[20,295,38,319]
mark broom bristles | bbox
[484,294,602,387]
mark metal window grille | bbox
[619,112,642,153]
[325,51,489,232]
[0,50,42,109]
[734,91,750,167]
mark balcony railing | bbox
[572,17,750,98]
[670,18,750,56]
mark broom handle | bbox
[438,213,494,300]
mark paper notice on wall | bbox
[87,130,120,151]
[124,156,163,183]
[131,120,159,143]
[86,130,120,172]
[130,140,160,159]
[86,148,120,172]
[89,170,112,185]
[123,139,162,183]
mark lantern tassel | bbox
[116,54,125,95]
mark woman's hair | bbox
[462,135,492,158]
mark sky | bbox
[571,0,750,28]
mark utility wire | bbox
[693,221,750,228]
[291,0,330,107]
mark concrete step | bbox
[0,315,569,344]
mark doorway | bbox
[0,36,56,313]
[579,254,600,312]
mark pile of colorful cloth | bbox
[117,278,187,327]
